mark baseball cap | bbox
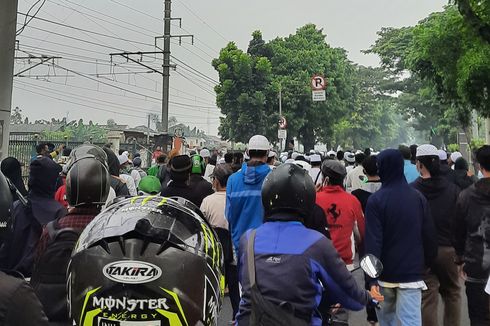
[321,160,347,177]
[248,135,270,151]
[138,176,161,195]
[200,149,211,158]
[437,150,448,161]
[416,144,439,157]
[450,151,462,163]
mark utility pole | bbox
[0,0,18,159]
[161,0,172,135]
[147,114,151,145]
[110,0,192,151]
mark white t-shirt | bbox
[120,174,138,196]
[200,192,228,230]
[131,169,146,188]
[345,165,366,193]
[309,167,323,185]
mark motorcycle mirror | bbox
[360,254,383,278]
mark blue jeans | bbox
[377,287,422,326]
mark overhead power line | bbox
[176,0,229,43]
[17,12,157,49]
[17,0,47,36]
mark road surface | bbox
[217,268,470,325]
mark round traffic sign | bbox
[278,116,287,129]
[311,75,326,90]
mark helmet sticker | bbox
[103,261,162,284]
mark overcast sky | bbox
[12,0,447,136]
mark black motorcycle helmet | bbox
[261,163,316,220]
[0,172,13,245]
[66,144,108,171]
[68,196,224,326]
[66,157,111,207]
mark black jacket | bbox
[161,179,211,207]
[110,177,130,197]
[453,170,478,190]
[188,174,214,207]
[0,271,49,325]
[440,164,456,184]
[454,178,490,280]
[365,149,438,284]
[303,204,330,239]
[411,176,460,247]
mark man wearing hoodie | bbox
[454,145,490,325]
[365,149,438,326]
[226,135,271,251]
[411,144,461,326]
[0,157,67,277]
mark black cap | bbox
[170,155,192,173]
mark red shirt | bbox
[54,183,68,208]
[316,185,365,265]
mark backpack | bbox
[131,167,147,180]
[30,219,81,321]
[247,230,310,326]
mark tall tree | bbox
[213,41,273,143]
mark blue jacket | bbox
[403,159,419,184]
[226,162,270,249]
[237,220,371,326]
[365,149,437,284]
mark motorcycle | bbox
[323,254,384,326]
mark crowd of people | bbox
[0,135,488,325]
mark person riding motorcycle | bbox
[236,163,383,326]
[0,171,49,326]
[68,196,224,326]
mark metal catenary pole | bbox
[0,0,19,159]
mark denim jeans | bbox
[377,287,422,326]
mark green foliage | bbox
[213,25,405,150]
[333,66,402,149]
[406,6,490,122]
[40,120,107,142]
[470,137,486,150]
[212,40,274,143]
[447,143,460,152]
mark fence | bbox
[7,135,147,181]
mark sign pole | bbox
[278,85,283,151]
